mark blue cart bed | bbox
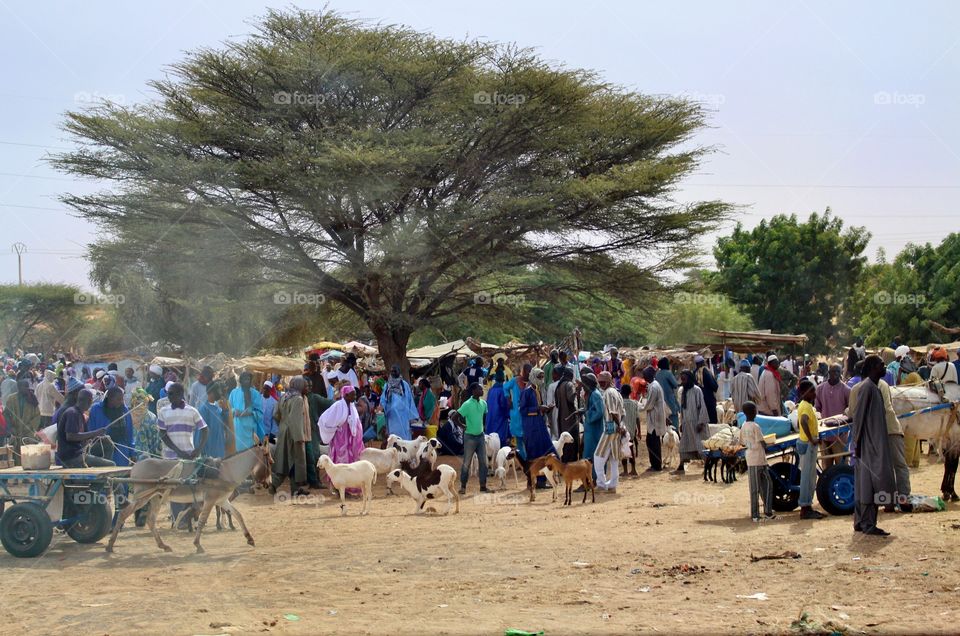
[0,465,130,558]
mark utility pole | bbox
[11,242,27,286]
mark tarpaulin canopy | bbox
[341,341,377,355]
[304,341,344,352]
[910,341,960,354]
[235,355,306,376]
[150,356,188,368]
[406,339,474,360]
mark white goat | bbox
[553,431,574,456]
[359,446,401,494]
[494,446,520,489]
[469,433,501,476]
[387,434,428,466]
[661,428,680,468]
[316,455,377,516]
[387,465,460,515]
[417,438,441,469]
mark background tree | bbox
[54,8,728,372]
[0,284,87,352]
[711,210,869,352]
[851,234,960,346]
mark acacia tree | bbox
[0,284,86,352]
[54,9,728,372]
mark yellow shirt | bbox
[797,400,818,442]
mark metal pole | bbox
[11,242,27,285]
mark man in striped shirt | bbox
[157,382,207,460]
[157,382,208,529]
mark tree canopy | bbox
[711,210,869,352]
[851,234,960,346]
[0,284,87,353]
[53,8,728,370]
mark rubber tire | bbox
[769,461,801,512]
[816,463,855,516]
[0,502,54,558]
[66,501,112,544]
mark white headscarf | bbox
[317,396,362,444]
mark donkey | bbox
[105,444,270,554]
[936,403,960,501]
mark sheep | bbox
[661,428,680,468]
[316,455,377,516]
[387,434,428,466]
[469,433,501,476]
[494,446,520,490]
[387,461,460,515]
[543,455,595,505]
[359,446,401,495]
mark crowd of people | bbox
[2,337,958,537]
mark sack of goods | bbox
[21,443,53,470]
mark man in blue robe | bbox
[485,370,511,446]
[382,364,417,440]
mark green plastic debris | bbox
[284,614,300,621]
[505,630,544,636]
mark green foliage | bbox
[851,233,960,346]
[712,210,870,352]
[651,293,753,347]
[0,284,86,352]
[53,8,728,369]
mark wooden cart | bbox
[0,465,130,558]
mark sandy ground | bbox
[3,447,960,636]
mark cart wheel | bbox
[816,463,855,516]
[66,502,112,544]
[0,502,54,558]
[769,461,800,512]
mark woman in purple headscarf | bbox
[318,384,365,493]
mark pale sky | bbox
[1,1,958,290]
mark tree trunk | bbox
[371,323,412,381]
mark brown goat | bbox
[544,455,595,505]
[521,455,560,503]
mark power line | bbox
[0,140,73,151]
[0,171,75,181]
[0,203,73,213]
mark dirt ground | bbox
[3,447,959,636]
